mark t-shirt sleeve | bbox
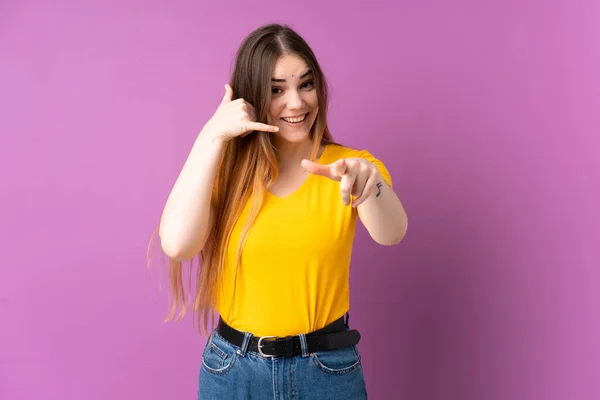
[358,149,393,188]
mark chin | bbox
[269,109,318,142]
[275,120,317,144]
[272,130,311,144]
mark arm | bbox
[158,84,280,261]
[158,128,224,261]
[356,174,408,246]
[301,155,408,247]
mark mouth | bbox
[280,113,308,125]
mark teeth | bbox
[282,114,306,123]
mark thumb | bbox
[221,84,233,105]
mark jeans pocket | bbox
[201,331,238,375]
[311,344,362,375]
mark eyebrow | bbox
[271,69,313,83]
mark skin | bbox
[159,53,407,262]
[267,54,321,173]
[268,54,408,245]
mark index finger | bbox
[301,159,341,181]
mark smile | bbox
[281,113,308,123]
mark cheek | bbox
[266,106,277,122]
[267,101,283,121]
[308,93,319,109]
[310,106,320,121]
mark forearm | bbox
[356,174,408,246]
[159,126,225,260]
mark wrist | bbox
[200,123,227,146]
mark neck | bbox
[272,138,315,171]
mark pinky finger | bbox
[247,121,280,133]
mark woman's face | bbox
[267,54,319,144]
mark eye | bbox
[302,80,314,89]
[271,87,282,95]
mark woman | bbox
[156,23,408,399]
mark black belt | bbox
[216,313,361,358]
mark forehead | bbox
[271,54,310,78]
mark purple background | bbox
[1,1,599,399]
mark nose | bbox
[285,89,304,111]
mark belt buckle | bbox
[257,336,278,358]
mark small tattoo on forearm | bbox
[376,182,383,197]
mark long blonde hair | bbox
[148,23,337,335]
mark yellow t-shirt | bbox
[215,143,393,337]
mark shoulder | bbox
[322,143,393,187]
[322,142,384,161]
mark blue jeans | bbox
[198,328,368,399]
